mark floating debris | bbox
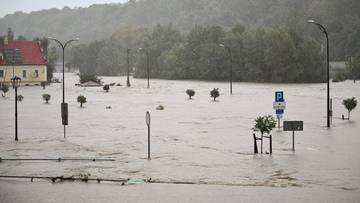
[156,105,164,110]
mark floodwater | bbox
[1,73,360,194]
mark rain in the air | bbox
[0,0,360,202]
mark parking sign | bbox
[275,91,284,102]
[275,91,285,115]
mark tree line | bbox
[0,0,359,60]
[67,24,327,83]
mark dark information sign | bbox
[283,121,303,131]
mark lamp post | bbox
[11,76,21,141]
[126,48,131,87]
[219,44,233,95]
[138,48,150,88]
[307,20,330,128]
[48,37,79,138]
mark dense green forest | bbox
[1,0,359,60]
[66,24,325,83]
[1,0,359,82]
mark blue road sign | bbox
[275,91,284,102]
[276,109,284,114]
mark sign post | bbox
[61,102,68,138]
[329,98,333,125]
[274,91,285,129]
[283,121,303,151]
[146,111,151,160]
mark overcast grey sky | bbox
[0,0,127,18]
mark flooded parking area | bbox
[1,73,360,196]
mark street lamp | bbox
[138,48,150,88]
[48,37,79,138]
[307,20,330,128]
[126,48,131,87]
[219,44,233,94]
[11,76,21,141]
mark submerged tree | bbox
[253,115,276,154]
[210,88,220,101]
[343,97,357,120]
[253,115,277,136]
[103,84,110,92]
[17,94,24,101]
[1,84,9,97]
[186,89,195,99]
[77,95,87,108]
[41,81,47,89]
[42,93,51,103]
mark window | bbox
[22,70,26,78]
[0,70,4,78]
[34,70,39,78]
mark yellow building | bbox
[0,37,47,86]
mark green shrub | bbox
[1,84,9,97]
[103,84,110,92]
[253,115,276,136]
[77,95,87,108]
[42,94,51,103]
[186,89,195,99]
[332,69,348,82]
[343,97,357,120]
[17,94,24,101]
[210,88,220,101]
[79,73,101,84]
[40,81,48,89]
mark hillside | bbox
[1,0,359,59]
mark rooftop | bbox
[0,40,46,65]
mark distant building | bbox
[330,61,346,70]
[0,36,47,86]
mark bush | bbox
[332,69,348,82]
[40,81,48,89]
[253,115,276,135]
[1,84,9,97]
[343,97,357,120]
[103,84,110,92]
[156,105,164,110]
[186,89,195,99]
[79,73,101,84]
[17,94,24,101]
[42,94,51,103]
[210,88,220,101]
[77,95,87,108]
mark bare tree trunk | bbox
[261,133,263,154]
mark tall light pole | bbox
[126,48,131,87]
[307,20,330,128]
[219,44,233,94]
[138,48,150,88]
[48,37,79,138]
[11,76,21,141]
